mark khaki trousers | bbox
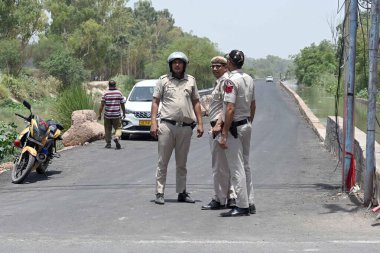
[104,117,122,144]
[156,122,193,194]
[208,131,236,204]
[224,122,255,208]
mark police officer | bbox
[202,56,237,210]
[219,50,256,217]
[150,51,204,205]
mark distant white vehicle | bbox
[121,79,159,139]
[265,76,274,82]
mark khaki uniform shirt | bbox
[153,73,200,124]
[209,72,228,122]
[223,69,255,121]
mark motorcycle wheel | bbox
[36,161,48,174]
[11,153,35,184]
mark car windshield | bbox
[128,87,154,102]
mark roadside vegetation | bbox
[292,5,380,101]
[0,0,293,164]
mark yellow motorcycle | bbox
[12,100,64,184]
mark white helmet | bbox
[167,51,189,64]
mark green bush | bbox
[39,76,63,96]
[0,82,10,99]
[1,74,29,100]
[0,122,18,163]
[0,74,63,101]
[357,88,368,99]
[357,88,380,102]
[41,51,89,87]
[54,84,95,130]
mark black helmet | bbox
[227,50,244,68]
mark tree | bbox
[0,39,21,75]
[293,40,337,88]
[0,0,47,76]
[145,34,219,89]
[41,51,88,87]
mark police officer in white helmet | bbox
[219,50,256,217]
[150,51,204,205]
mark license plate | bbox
[139,120,151,126]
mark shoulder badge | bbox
[224,80,234,94]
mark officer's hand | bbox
[122,114,126,120]
[197,124,204,138]
[218,134,228,149]
[150,122,158,139]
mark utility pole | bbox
[343,0,358,192]
[364,0,380,205]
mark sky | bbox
[127,0,344,59]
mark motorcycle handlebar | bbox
[15,113,30,122]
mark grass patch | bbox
[54,84,95,130]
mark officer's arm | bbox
[249,100,256,123]
[150,97,160,138]
[222,102,235,137]
[192,99,204,137]
[192,99,202,124]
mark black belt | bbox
[234,119,248,127]
[210,121,217,127]
[161,118,194,127]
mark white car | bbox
[266,76,274,82]
[121,79,159,139]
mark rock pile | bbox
[62,110,104,147]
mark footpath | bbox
[280,80,380,208]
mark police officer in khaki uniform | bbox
[202,56,237,210]
[150,51,204,205]
[219,50,256,217]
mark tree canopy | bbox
[0,0,293,90]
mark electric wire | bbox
[335,3,349,155]
[333,0,350,172]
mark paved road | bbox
[0,80,379,253]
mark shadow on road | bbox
[122,134,157,142]
[23,170,63,184]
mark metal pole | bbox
[364,0,380,205]
[343,0,358,192]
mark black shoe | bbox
[178,191,195,203]
[155,193,165,205]
[114,138,121,150]
[105,143,111,148]
[227,198,236,208]
[220,207,250,217]
[201,199,223,210]
[249,204,256,214]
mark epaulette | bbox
[186,74,195,81]
[159,74,169,80]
